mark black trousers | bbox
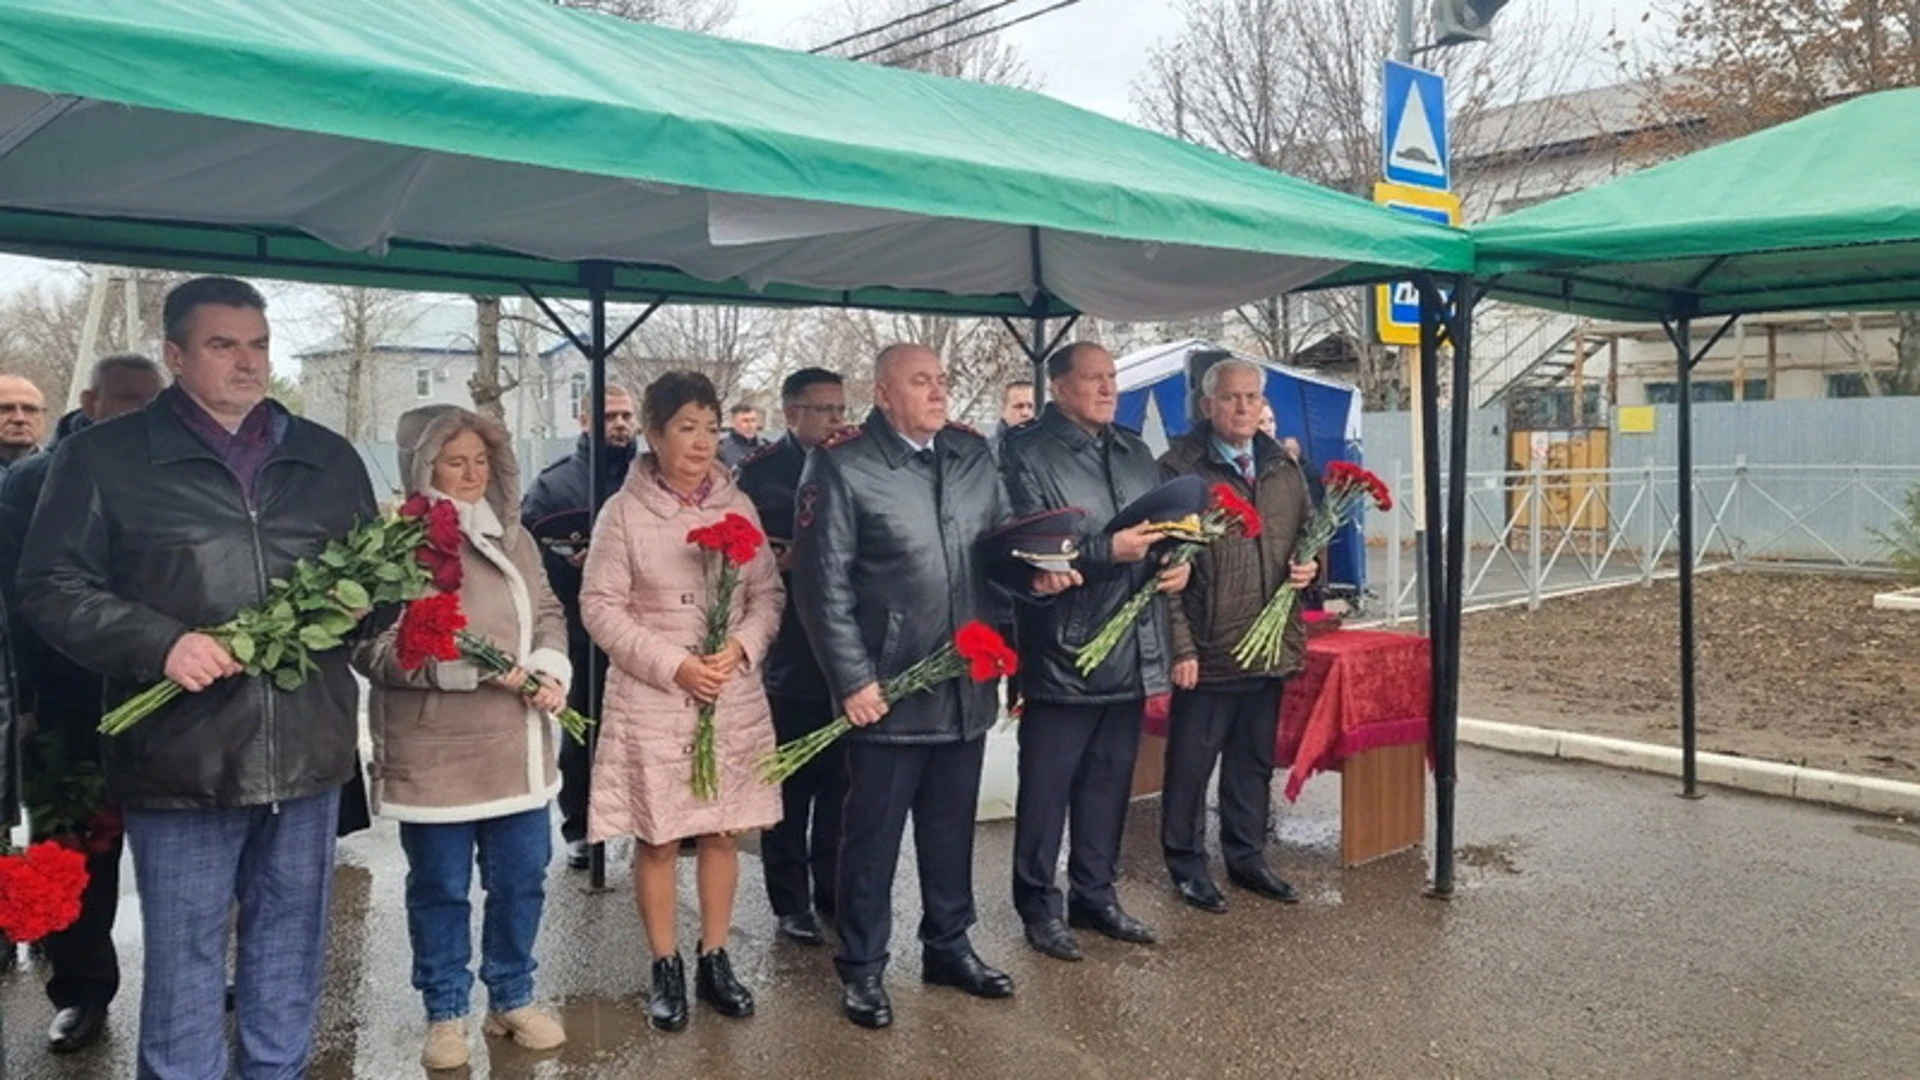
[1012,699,1143,925]
[1161,681,1284,883]
[558,638,603,844]
[834,736,986,981]
[762,695,847,918]
[42,835,123,1011]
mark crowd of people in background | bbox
[0,275,1318,1077]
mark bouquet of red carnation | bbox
[392,590,596,746]
[760,621,1017,784]
[1073,483,1262,677]
[1231,461,1392,670]
[0,841,90,944]
[686,513,766,800]
[99,495,459,735]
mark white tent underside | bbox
[0,89,1350,321]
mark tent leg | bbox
[1416,277,1453,899]
[1671,318,1701,800]
[1432,276,1475,900]
[584,273,613,887]
[1031,318,1048,407]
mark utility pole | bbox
[1396,0,1415,63]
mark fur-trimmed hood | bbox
[395,405,521,520]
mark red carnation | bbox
[690,513,766,567]
[0,842,89,944]
[954,620,1018,682]
[395,592,467,670]
[1210,484,1262,539]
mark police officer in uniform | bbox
[736,367,850,947]
[793,343,1076,1030]
[998,342,1188,962]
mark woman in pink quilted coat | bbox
[581,371,784,1033]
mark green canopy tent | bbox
[0,0,1478,901]
[1466,88,1920,797]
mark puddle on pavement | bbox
[1455,841,1523,874]
[1853,823,1920,847]
[1275,814,1339,854]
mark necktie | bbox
[1235,452,1254,483]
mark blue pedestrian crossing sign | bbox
[1373,182,1462,346]
[1383,60,1449,191]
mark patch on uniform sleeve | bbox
[796,484,820,530]
[945,420,984,438]
[821,427,864,449]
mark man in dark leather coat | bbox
[519,386,637,870]
[18,277,379,1080]
[794,343,1076,1031]
[0,352,165,1053]
[998,343,1188,962]
[736,367,849,948]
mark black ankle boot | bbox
[648,954,689,1032]
[695,946,755,1018]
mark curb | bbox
[1459,718,1920,819]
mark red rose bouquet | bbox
[687,513,767,800]
[99,495,460,735]
[392,589,597,746]
[0,841,90,944]
[759,621,1018,784]
[1231,462,1392,670]
[1073,483,1261,677]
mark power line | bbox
[808,0,966,54]
[848,0,1027,63]
[885,0,1085,68]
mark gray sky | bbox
[0,0,1663,369]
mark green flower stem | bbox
[759,646,965,784]
[453,630,595,745]
[1072,542,1202,678]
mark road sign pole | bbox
[1396,0,1415,63]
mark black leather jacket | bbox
[0,449,104,754]
[520,435,636,655]
[1,587,16,827]
[736,434,832,704]
[18,395,378,810]
[793,411,1014,745]
[999,405,1171,705]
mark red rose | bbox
[954,620,1018,682]
[398,493,432,520]
[395,592,467,670]
[424,499,464,554]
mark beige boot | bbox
[483,1004,566,1051]
[421,1018,469,1071]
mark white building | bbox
[297,301,587,443]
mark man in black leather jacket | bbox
[519,385,637,869]
[0,352,165,1053]
[794,343,1076,1031]
[998,343,1188,963]
[18,277,379,1080]
[737,367,849,948]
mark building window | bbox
[1826,373,1881,398]
[415,364,432,400]
[1644,379,1765,404]
[568,372,588,418]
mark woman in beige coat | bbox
[582,371,783,1033]
[355,406,571,1070]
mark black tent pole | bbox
[1415,276,1452,897]
[1667,315,1701,799]
[1432,275,1475,898]
[584,266,612,887]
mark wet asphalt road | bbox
[3,747,1916,1079]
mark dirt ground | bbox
[1456,570,1920,783]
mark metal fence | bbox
[1362,462,1920,621]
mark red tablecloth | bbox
[1139,631,1431,800]
[1276,630,1430,801]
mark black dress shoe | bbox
[1068,902,1157,944]
[922,949,1014,999]
[777,913,825,947]
[566,841,591,871]
[1022,918,1083,962]
[1228,865,1301,904]
[841,975,893,1030]
[1174,876,1229,914]
[48,1004,108,1053]
[647,954,689,1032]
[695,947,755,1018]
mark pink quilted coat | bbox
[581,458,784,844]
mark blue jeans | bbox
[124,788,339,1080]
[398,805,552,1022]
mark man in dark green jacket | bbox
[1159,358,1317,914]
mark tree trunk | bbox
[1895,311,1920,396]
[468,296,515,420]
